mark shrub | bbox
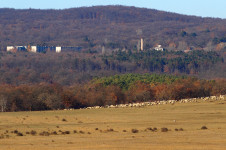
[13,130,18,134]
[51,131,57,135]
[26,131,30,134]
[161,128,168,132]
[62,118,67,122]
[146,127,153,131]
[175,128,178,131]
[123,130,127,132]
[79,130,85,134]
[152,127,158,132]
[201,126,208,130]
[131,129,139,133]
[39,131,50,136]
[17,132,23,136]
[30,130,37,136]
[73,130,77,133]
[107,128,114,132]
[179,128,184,131]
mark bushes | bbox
[16,132,23,136]
[201,126,208,130]
[74,84,125,107]
[131,129,139,133]
[146,127,158,132]
[0,74,225,112]
[62,118,67,122]
[175,128,184,131]
[161,128,168,132]
[39,131,50,136]
[79,131,85,134]
[30,130,37,135]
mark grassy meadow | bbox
[0,98,226,150]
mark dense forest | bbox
[0,50,225,85]
[0,6,226,51]
[0,50,225,112]
[0,74,225,112]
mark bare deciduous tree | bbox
[0,95,7,112]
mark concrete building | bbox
[6,45,82,53]
[7,46,27,52]
[184,49,192,53]
[16,46,27,51]
[56,47,61,53]
[7,46,15,52]
[154,45,164,51]
[31,46,37,53]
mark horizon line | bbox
[0,5,225,19]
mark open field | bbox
[0,98,226,150]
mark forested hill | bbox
[0,50,224,85]
[0,6,226,51]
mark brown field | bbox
[0,98,226,150]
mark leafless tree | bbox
[0,95,7,112]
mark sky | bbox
[0,0,226,19]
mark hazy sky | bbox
[0,0,226,18]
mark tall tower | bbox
[141,38,144,51]
[102,46,105,54]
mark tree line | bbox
[105,49,224,74]
[0,74,225,112]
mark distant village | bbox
[6,38,201,54]
[6,45,82,53]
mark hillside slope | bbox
[0,6,226,51]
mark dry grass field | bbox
[0,98,226,150]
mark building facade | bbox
[6,46,82,53]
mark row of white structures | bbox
[82,95,225,110]
[7,46,62,53]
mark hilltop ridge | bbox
[0,5,225,51]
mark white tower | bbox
[102,46,105,54]
[141,38,144,51]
